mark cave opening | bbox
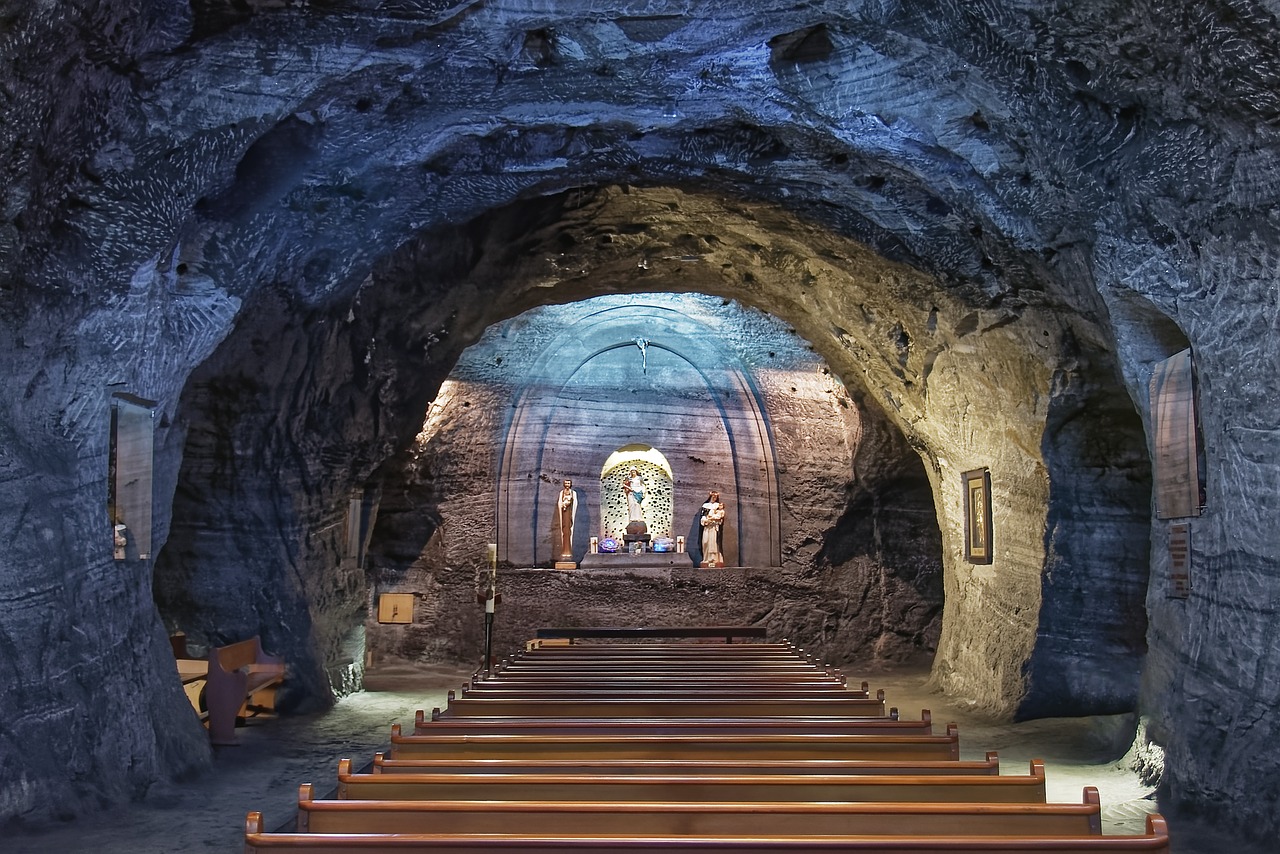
[357,292,945,677]
[153,184,1152,723]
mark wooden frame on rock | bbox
[962,468,993,565]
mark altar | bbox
[578,551,696,572]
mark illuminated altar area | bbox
[362,294,944,671]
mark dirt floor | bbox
[6,662,1270,853]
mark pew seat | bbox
[388,724,961,761]
[305,780,1083,834]
[244,812,1174,853]
[436,696,887,718]
[369,751,1003,777]
[331,758,1048,803]
[414,708,932,736]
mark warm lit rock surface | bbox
[361,294,943,670]
[1,0,1278,844]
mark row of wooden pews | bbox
[244,630,1172,852]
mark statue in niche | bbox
[556,479,577,560]
[113,523,128,561]
[623,467,647,523]
[700,491,726,567]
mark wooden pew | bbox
[470,675,853,690]
[531,625,770,643]
[245,812,1174,853]
[241,630,1174,853]
[331,758,1048,803]
[501,646,824,658]
[435,695,888,718]
[413,709,934,737]
[489,666,842,680]
[369,750,1003,776]
[504,655,817,665]
[302,781,1083,834]
[170,633,210,722]
[205,636,286,746]
[388,723,962,761]
[459,685,861,699]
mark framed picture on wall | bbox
[962,468,993,565]
[377,593,414,624]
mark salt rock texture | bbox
[0,0,1277,846]
[361,294,943,671]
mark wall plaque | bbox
[962,468,993,565]
[377,593,414,624]
[1151,348,1203,519]
[1168,523,1191,598]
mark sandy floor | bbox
[6,663,1270,853]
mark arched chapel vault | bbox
[156,184,1149,722]
[2,0,1279,845]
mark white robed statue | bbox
[700,491,725,567]
[623,467,646,523]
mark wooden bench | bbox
[245,812,1174,853]
[303,781,1087,833]
[206,636,286,745]
[499,655,808,665]
[413,710,934,737]
[500,646,830,658]
[241,629,1174,853]
[331,757,1048,803]
[533,625,769,642]
[369,750,1003,776]
[465,676,855,691]
[436,695,888,718]
[493,663,841,676]
[170,633,210,721]
[460,684,862,699]
[472,675,853,690]
[389,723,962,761]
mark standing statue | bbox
[556,479,577,560]
[623,467,646,523]
[700,490,726,567]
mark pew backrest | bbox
[303,779,1086,835]
[246,810,1173,853]
[388,723,963,761]
[368,750,1002,777]
[332,758,1048,804]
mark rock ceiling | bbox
[1,0,1279,842]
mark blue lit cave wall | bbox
[3,0,1278,843]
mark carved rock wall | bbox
[0,0,1277,844]
[363,295,943,672]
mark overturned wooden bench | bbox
[245,820,1174,854]
[206,636,285,746]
